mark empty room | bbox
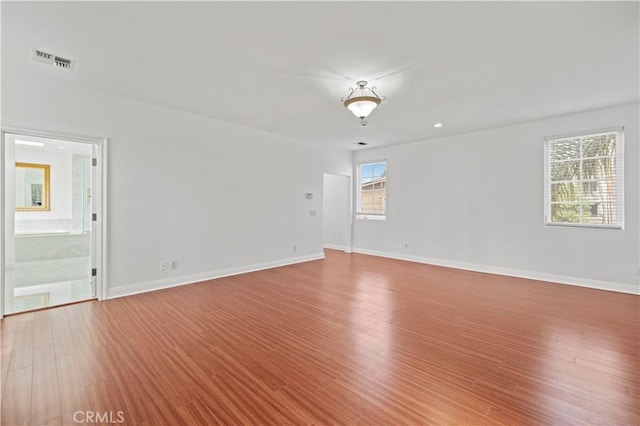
[1,1,638,425]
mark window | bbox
[357,161,386,220]
[544,129,624,228]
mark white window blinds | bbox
[544,129,624,228]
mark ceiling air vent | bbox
[32,49,74,70]
[32,49,54,65]
[54,56,74,69]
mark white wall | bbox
[322,173,350,250]
[2,75,352,297]
[353,103,639,294]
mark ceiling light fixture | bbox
[16,140,44,147]
[341,80,385,127]
[434,123,443,128]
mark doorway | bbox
[1,130,105,316]
[322,173,351,252]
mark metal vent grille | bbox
[54,56,73,69]
[32,49,74,70]
[33,49,54,64]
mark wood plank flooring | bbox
[2,250,638,425]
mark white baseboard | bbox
[323,244,349,252]
[107,253,325,299]
[352,247,639,295]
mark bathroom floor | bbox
[4,256,93,314]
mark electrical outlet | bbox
[160,261,167,271]
[293,244,297,251]
[309,210,317,216]
[404,243,408,249]
[170,260,177,270]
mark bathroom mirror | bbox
[15,162,50,211]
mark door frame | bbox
[0,126,108,319]
[322,172,353,253]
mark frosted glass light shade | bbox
[344,96,381,119]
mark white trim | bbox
[352,247,639,295]
[107,253,325,299]
[0,133,5,319]
[356,159,387,219]
[98,139,109,301]
[323,244,349,251]
[1,124,105,144]
[544,222,622,230]
[544,126,624,142]
[356,214,386,221]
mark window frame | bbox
[356,160,387,221]
[543,127,624,229]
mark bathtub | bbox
[14,231,90,262]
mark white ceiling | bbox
[2,1,638,150]
[13,134,93,156]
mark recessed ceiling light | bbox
[353,141,368,146]
[58,146,65,149]
[16,140,44,147]
[434,123,443,128]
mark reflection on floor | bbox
[4,256,92,314]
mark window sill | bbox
[356,215,386,221]
[544,222,623,230]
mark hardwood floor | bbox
[2,250,638,425]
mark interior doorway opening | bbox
[2,130,105,315]
[322,173,352,253]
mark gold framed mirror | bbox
[15,162,50,212]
